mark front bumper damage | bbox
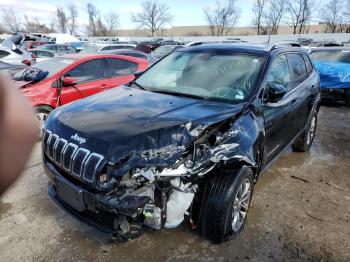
[43,110,263,240]
[46,160,154,239]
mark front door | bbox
[263,54,298,164]
[59,58,110,105]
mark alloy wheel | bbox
[231,178,252,232]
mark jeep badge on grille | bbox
[71,134,87,145]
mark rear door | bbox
[287,53,317,133]
[60,58,110,105]
[106,58,139,88]
[263,54,298,163]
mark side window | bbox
[46,45,56,51]
[67,59,106,83]
[302,54,313,76]
[39,51,54,58]
[0,50,10,58]
[107,58,138,77]
[267,55,291,92]
[102,46,113,51]
[288,53,307,87]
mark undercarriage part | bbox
[99,185,154,217]
[143,204,162,230]
[112,217,145,242]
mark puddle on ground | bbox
[0,201,13,219]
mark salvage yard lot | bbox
[0,106,349,261]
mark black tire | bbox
[35,106,53,138]
[345,89,350,107]
[199,167,255,243]
[292,111,317,152]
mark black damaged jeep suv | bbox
[43,44,320,243]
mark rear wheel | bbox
[345,89,350,107]
[292,111,317,152]
[35,106,52,138]
[199,167,254,243]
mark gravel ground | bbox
[0,105,349,262]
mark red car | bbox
[12,54,148,129]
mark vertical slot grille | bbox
[42,130,104,183]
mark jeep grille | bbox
[43,130,104,183]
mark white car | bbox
[0,36,35,66]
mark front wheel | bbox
[35,106,52,138]
[292,111,317,152]
[200,167,255,243]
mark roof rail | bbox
[265,42,301,51]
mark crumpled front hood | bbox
[314,60,350,89]
[46,86,243,164]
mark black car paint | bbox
[43,45,320,233]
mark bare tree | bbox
[263,0,286,35]
[96,15,108,36]
[24,15,53,33]
[252,0,267,35]
[1,8,22,32]
[203,0,241,36]
[319,0,343,33]
[104,11,120,36]
[343,0,350,32]
[86,2,98,36]
[204,7,216,36]
[67,3,79,35]
[132,0,172,37]
[56,7,68,33]
[285,0,313,34]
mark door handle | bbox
[291,98,299,106]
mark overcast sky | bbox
[0,0,256,30]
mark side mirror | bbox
[62,76,77,86]
[266,83,287,103]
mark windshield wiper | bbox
[150,90,203,100]
[132,81,146,90]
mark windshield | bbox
[135,51,265,104]
[13,57,75,79]
[310,50,350,63]
[80,44,100,54]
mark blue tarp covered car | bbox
[310,48,350,106]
